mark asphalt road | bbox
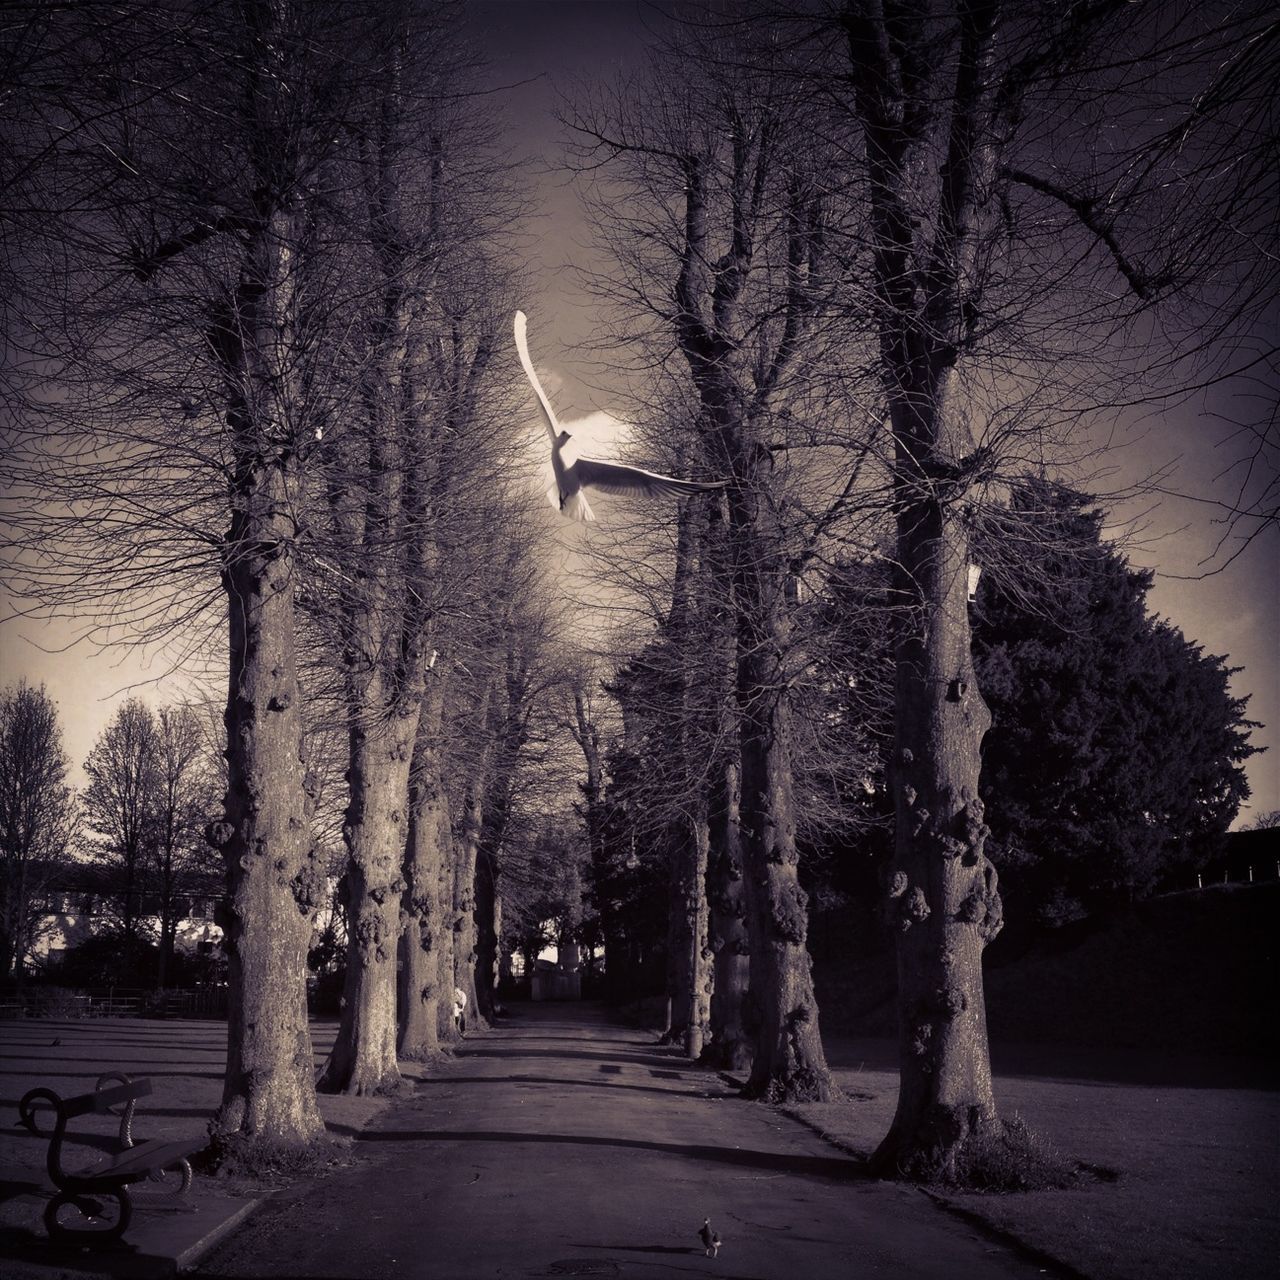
[196,1003,1057,1280]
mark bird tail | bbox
[563,489,595,523]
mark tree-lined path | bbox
[197,1004,1052,1279]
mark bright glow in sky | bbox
[2,1,1275,821]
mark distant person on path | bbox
[453,987,467,1035]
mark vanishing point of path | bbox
[198,1003,1057,1280]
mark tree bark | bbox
[687,811,713,1059]
[436,843,461,1046]
[840,0,1008,1177]
[572,688,623,999]
[661,121,832,1100]
[452,761,486,1032]
[399,678,449,1059]
[207,211,325,1148]
[474,840,499,1022]
[702,753,751,1071]
[473,643,530,1022]
[317,697,416,1094]
[731,485,833,1102]
[871,414,1003,1177]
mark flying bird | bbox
[514,310,726,523]
[698,1218,722,1258]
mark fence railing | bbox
[0,985,229,1020]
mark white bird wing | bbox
[513,310,560,444]
[576,456,728,500]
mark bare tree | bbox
[150,704,216,990]
[0,683,75,984]
[565,36,882,1099]
[311,43,449,1097]
[811,0,1278,1178]
[81,698,158,953]
[3,0,374,1153]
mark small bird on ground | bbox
[513,310,726,523]
[699,1217,722,1258]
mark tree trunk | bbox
[702,753,751,1070]
[687,811,713,1059]
[399,679,449,1059]
[665,132,832,1099]
[658,494,713,1055]
[700,496,751,1070]
[474,842,498,1021]
[572,689,624,1001]
[436,841,460,1046]
[210,447,324,1147]
[206,192,325,1151]
[317,697,417,1094]
[841,0,1009,1179]
[452,771,485,1031]
[731,488,833,1103]
[871,463,1003,1178]
[493,894,505,1004]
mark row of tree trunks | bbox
[571,687,624,1000]
[473,643,533,1023]
[451,707,491,1034]
[664,90,832,1100]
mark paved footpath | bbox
[197,1003,1057,1280]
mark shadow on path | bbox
[459,1045,689,1069]
[359,1125,866,1182]
[421,1072,736,1100]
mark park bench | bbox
[18,1071,204,1248]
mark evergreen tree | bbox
[973,482,1258,925]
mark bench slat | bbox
[59,1078,153,1120]
[106,1137,203,1178]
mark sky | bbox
[2,0,1276,820]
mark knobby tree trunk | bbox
[699,497,750,1070]
[660,110,832,1100]
[841,0,1008,1177]
[317,696,417,1095]
[661,806,711,1052]
[316,37,437,1093]
[657,499,712,1055]
[206,205,325,1150]
[875,483,1002,1175]
[702,753,751,1071]
[452,726,489,1032]
[731,483,833,1102]
[399,678,450,1059]
[687,813,713,1059]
